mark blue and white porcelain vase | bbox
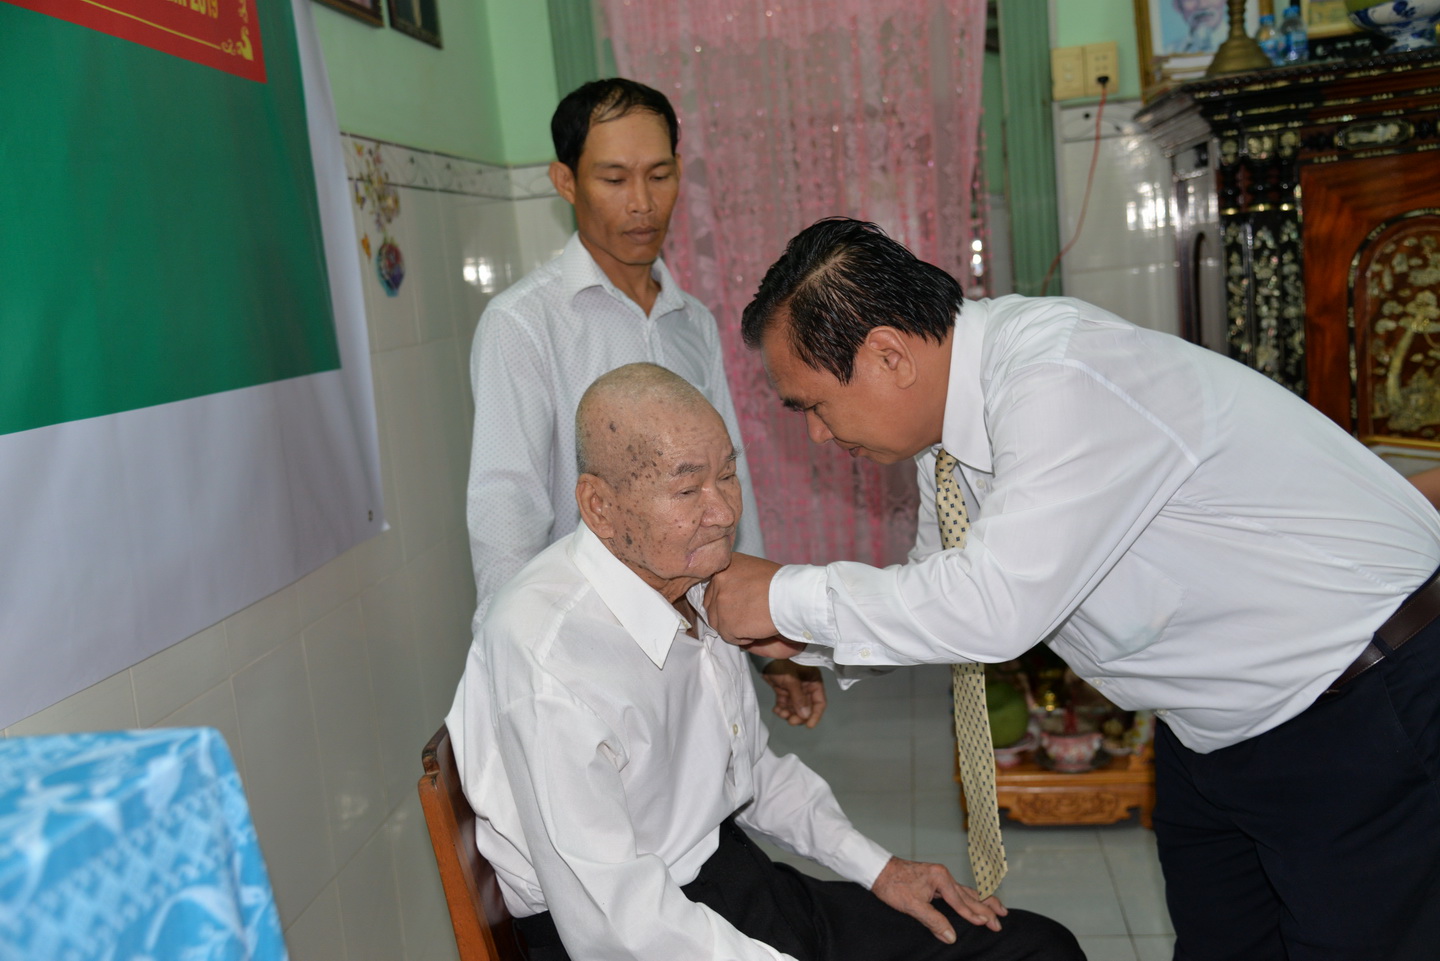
[1347,0,1440,51]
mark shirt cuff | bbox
[792,646,894,690]
[771,564,833,646]
[831,830,894,890]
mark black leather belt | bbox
[1325,566,1440,694]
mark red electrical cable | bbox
[1040,79,1109,296]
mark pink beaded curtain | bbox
[599,0,987,565]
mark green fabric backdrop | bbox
[0,0,339,437]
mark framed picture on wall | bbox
[311,0,383,28]
[387,0,441,48]
[1135,0,1259,97]
[1302,0,1360,37]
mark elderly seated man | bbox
[446,363,1084,961]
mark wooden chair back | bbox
[418,725,524,961]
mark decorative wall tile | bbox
[508,162,559,199]
[343,134,555,201]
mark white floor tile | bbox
[913,730,961,794]
[1075,935,1140,961]
[994,848,1129,937]
[830,791,914,860]
[817,692,916,738]
[794,737,914,794]
[1002,824,1104,854]
[1104,843,1172,936]
[913,789,968,858]
[838,666,923,700]
[1095,819,1157,848]
[759,661,1171,954]
[1132,934,1176,960]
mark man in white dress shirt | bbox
[705,218,1440,961]
[465,77,823,726]
[446,363,1083,961]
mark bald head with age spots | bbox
[575,363,743,602]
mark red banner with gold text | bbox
[8,0,267,82]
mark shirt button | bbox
[731,724,740,736]
[1156,709,1169,716]
[859,647,872,659]
[1092,679,1105,688]
[802,630,813,641]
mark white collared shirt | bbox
[773,295,1440,753]
[466,233,764,633]
[446,524,889,960]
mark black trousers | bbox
[516,818,1084,960]
[1154,616,1440,960]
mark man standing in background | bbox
[465,78,825,724]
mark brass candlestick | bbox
[1206,0,1274,76]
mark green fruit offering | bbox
[985,679,1030,748]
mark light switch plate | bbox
[1051,46,1085,101]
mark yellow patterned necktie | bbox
[936,448,1007,898]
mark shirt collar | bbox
[558,231,685,318]
[940,300,992,473]
[569,522,688,668]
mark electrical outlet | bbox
[1082,41,1119,98]
[1050,46,1085,101]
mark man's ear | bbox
[861,326,919,389]
[576,473,614,539]
[549,160,577,206]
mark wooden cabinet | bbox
[1137,50,1440,447]
[958,744,1156,829]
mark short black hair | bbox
[741,218,961,383]
[551,78,680,172]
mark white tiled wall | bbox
[1054,101,1180,336]
[2,137,572,961]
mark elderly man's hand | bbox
[705,552,783,646]
[870,857,1007,942]
[760,660,827,728]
